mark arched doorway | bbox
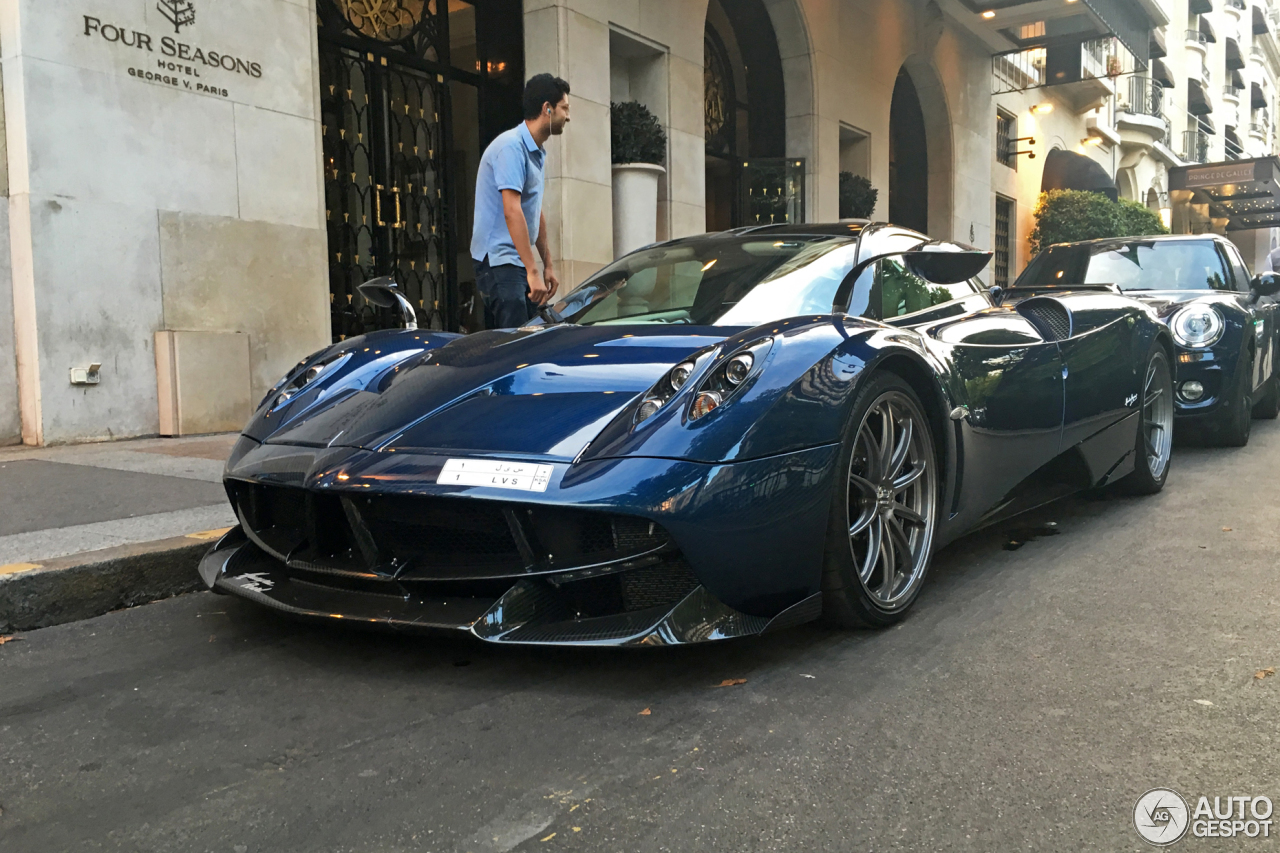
[888,68,929,233]
[703,0,791,231]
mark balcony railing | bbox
[1183,130,1211,162]
[992,36,1133,94]
[1224,84,1242,98]
[1186,29,1209,47]
[1119,76,1164,116]
[1251,121,1270,137]
[1201,63,1212,84]
[1226,135,1245,159]
[1227,0,1246,10]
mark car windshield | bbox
[546,236,859,326]
[1017,241,1229,292]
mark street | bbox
[3,424,1279,852]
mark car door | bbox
[1056,307,1140,479]
[865,256,1065,522]
[1222,240,1275,393]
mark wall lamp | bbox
[1082,135,1104,146]
[1031,102,1054,115]
[1008,136,1037,158]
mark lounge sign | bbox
[81,1,263,99]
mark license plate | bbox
[436,459,553,492]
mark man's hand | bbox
[543,265,560,303]
[526,267,549,304]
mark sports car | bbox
[1014,234,1280,446]
[199,221,1175,645]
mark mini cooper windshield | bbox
[1018,240,1230,292]
[547,235,860,326]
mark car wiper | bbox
[1122,287,1155,292]
[538,304,565,324]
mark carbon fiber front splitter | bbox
[198,528,821,646]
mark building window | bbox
[994,195,1013,288]
[996,108,1016,169]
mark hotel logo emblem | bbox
[156,0,196,34]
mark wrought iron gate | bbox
[318,0,523,340]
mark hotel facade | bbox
[0,0,1275,445]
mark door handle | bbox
[392,186,402,228]
[375,184,385,226]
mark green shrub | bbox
[1117,198,1167,237]
[610,101,666,166]
[839,172,878,219]
[1028,189,1168,255]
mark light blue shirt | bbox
[470,123,545,268]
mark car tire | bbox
[821,372,938,629]
[1251,374,1280,419]
[1116,346,1173,496]
[1214,354,1253,447]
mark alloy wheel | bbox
[846,391,937,610]
[1143,354,1173,479]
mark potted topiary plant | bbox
[838,172,878,219]
[610,101,667,258]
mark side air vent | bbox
[1017,297,1072,341]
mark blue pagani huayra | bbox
[200,221,1175,645]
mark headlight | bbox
[688,338,772,420]
[267,351,352,408]
[1171,305,1224,348]
[635,359,698,424]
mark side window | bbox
[1223,244,1252,292]
[872,256,977,320]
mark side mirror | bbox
[1251,272,1280,298]
[903,246,993,284]
[358,276,418,331]
[988,285,1005,306]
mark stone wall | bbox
[2,0,327,444]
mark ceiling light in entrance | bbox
[981,10,996,18]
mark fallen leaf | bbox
[0,636,21,646]
[569,804,579,812]
[572,827,581,832]
[1255,667,1276,681]
[800,674,816,679]
[638,707,651,716]
[715,678,747,688]
[1198,545,1207,549]
[1223,527,1233,532]
[671,768,677,773]
[1194,699,1214,706]
[541,833,556,842]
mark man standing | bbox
[471,73,571,328]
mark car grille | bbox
[226,481,671,579]
[1017,298,1072,341]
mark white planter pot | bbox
[611,163,665,260]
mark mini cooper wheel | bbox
[822,372,938,628]
[1214,353,1253,447]
[1118,346,1173,495]
[1252,374,1280,420]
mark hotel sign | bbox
[81,2,263,99]
[1182,163,1258,189]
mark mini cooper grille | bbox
[226,481,670,579]
[1017,299,1072,341]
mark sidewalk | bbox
[0,434,239,631]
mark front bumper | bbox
[1171,347,1239,420]
[200,441,839,645]
[200,527,821,646]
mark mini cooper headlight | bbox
[1171,305,1224,348]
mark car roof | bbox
[1048,233,1226,251]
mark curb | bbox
[0,533,223,633]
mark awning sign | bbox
[1184,164,1257,188]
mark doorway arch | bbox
[703,0,813,230]
[888,57,953,238]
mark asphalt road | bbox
[4,424,1280,852]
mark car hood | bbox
[257,325,732,460]
[1119,289,1236,317]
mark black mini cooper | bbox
[1014,235,1280,446]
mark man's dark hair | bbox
[522,74,570,120]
